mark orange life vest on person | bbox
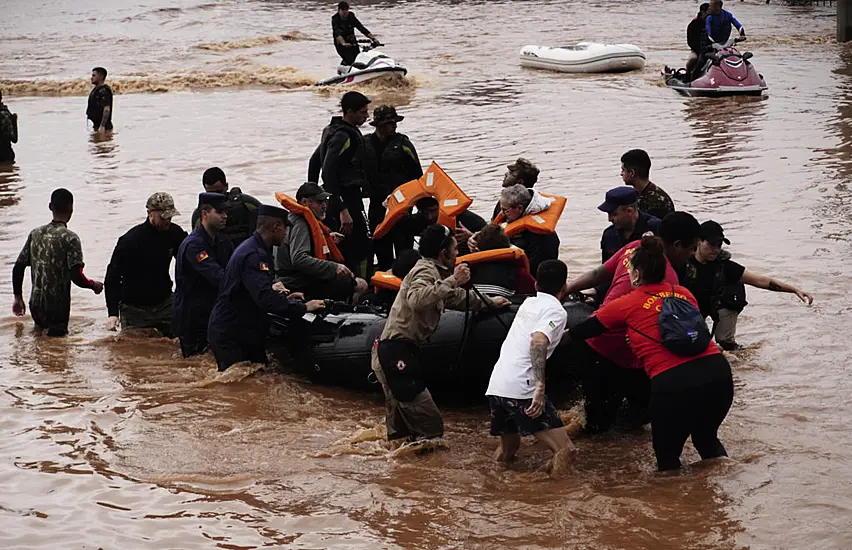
[456,247,530,272]
[492,194,567,237]
[373,161,473,240]
[371,270,403,292]
[275,192,345,263]
[371,248,531,293]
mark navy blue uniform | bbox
[173,225,234,357]
[208,233,307,371]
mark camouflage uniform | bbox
[637,182,675,221]
[0,102,18,163]
[14,221,85,335]
[87,84,114,130]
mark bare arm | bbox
[525,332,550,418]
[99,106,111,131]
[565,264,611,294]
[741,270,813,304]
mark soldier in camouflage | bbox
[620,149,675,221]
[12,189,103,336]
[0,90,18,163]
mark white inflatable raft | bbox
[519,42,646,74]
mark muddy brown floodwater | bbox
[1,0,851,548]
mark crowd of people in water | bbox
[4,0,815,474]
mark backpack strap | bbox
[625,322,662,345]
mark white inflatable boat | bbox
[519,43,646,74]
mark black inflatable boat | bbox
[267,297,594,394]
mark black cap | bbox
[699,220,730,245]
[296,182,332,202]
[257,204,291,225]
[598,186,638,213]
[198,192,228,210]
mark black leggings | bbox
[650,354,734,471]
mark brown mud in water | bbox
[1,0,851,548]
[194,31,316,52]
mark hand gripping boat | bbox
[663,37,767,97]
[315,40,407,86]
[519,42,646,73]
[267,297,594,395]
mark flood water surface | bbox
[1,0,851,548]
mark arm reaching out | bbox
[741,271,813,304]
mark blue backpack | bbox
[631,286,712,356]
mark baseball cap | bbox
[699,220,730,245]
[146,192,180,218]
[296,182,332,202]
[198,192,228,210]
[598,186,638,213]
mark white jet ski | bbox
[519,42,646,74]
[315,40,407,86]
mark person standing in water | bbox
[0,90,18,164]
[332,1,377,66]
[87,67,113,133]
[371,224,510,445]
[485,259,576,473]
[12,189,103,336]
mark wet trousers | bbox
[650,354,734,471]
[579,342,651,434]
[120,295,174,337]
[371,341,444,441]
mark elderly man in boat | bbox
[273,182,368,303]
[474,184,565,277]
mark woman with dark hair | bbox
[569,236,733,471]
[467,224,536,297]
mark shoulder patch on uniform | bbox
[196,250,209,262]
[549,320,557,330]
[259,262,270,271]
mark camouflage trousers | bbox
[120,295,174,337]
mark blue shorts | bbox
[488,395,564,437]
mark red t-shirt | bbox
[594,283,720,379]
[587,241,679,369]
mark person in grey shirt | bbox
[275,182,367,303]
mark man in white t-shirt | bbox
[485,259,577,466]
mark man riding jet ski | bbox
[317,2,407,87]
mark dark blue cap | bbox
[198,192,228,210]
[598,186,638,213]
[257,204,291,225]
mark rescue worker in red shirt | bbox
[564,211,701,434]
[569,236,733,471]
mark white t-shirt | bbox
[485,292,568,400]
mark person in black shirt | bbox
[105,192,187,336]
[396,196,487,257]
[332,1,377,66]
[307,91,372,278]
[190,167,261,248]
[87,67,113,132]
[683,221,814,350]
[598,186,661,263]
[687,4,711,76]
[363,105,423,270]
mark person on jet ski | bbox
[705,0,745,46]
[686,3,710,75]
[332,1,378,66]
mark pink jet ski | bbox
[663,36,767,97]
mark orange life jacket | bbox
[371,270,403,292]
[456,247,530,272]
[373,161,473,240]
[275,192,345,263]
[371,248,531,293]
[492,194,567,237]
